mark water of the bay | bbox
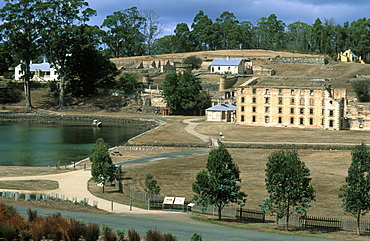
[0,120,149,166]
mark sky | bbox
[0,0,369,37]
[85,0,370,36]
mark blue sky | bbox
[1,0,369,37]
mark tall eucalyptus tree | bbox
[0,0,44,111]
[39,0,96,108]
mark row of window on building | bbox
[240,96,334,107]
[240,106,335,116]
[239,115,336,127]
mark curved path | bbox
[0,149,209,214]
[0,118,332,240]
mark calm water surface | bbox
[0,120,149,166]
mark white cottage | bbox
[15,60,58,82]
[206,103,236,122]
[209,57,244,75]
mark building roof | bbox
[206,103,236,111]
[30,62,52,72]
[210,58,243,66]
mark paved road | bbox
[13,205,332,241]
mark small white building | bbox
[209,57,245,75]
[15,60,58,82]
[206,103,236,122]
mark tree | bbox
[90,138,116,193]
[0,0,44,111]
[66,25,118,97]
[340,143,370,236]
[352,81,370,102]
[144,174,161,196]
[142,9,165,55]
[117,73,141,95]
[102,7,145,58]
[40,0,96,108]
[192,145,247,220]
[260,149,315,231]
[183,56,202,70]
[162,72,211,115]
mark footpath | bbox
[0,117,210,215]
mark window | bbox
[291,89,295,95]
[252,88,257,94]
[278,107,282,114]
[278,89,283,95]
[252,97,256,103]
[278,117,282,124]
[265,97,270,104]
[265,116,270,123]
[241,88,245,94]
[218,67,220,70]
[278,97,283,105]
[299,98,305,105]
[252,106,256,112]
[300,108,304,114]
[290,117,294,124]
[241,106,245,112]
[309,98,314,106]
[300,118,304,125]
[329,110,334,116]
[265,89,270,94]
[241,97,245,103]
[309,118,313,125]
[309,108,314,115]
[265,106,270,113]
[290,108,294,114]
[329,120,334,127]
[252,116,256,122]
[241,115,245,122]
[310,90,314,96]
[291,98,295,105]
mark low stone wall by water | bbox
[0,111,165,129]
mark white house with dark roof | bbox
[15,60,59,82]
[206,103,236,122]
[209,57,245,75]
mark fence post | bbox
[148,198,151,210]
[239,207,243,219]
[111,200,113,211]
[130,199,132,211]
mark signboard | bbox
[163,197,174,205]
[174,197,185,205]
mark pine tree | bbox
[144,174,161,196]
[340,143,370,236]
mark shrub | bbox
[66,218,83,241]
[0,222,17,241]
[116,229,125,241]
[81,223,100,241]
[190,233,202,241]
[163,233,177,241]
[29,218,45,241]
[127,229,140,241]
[102,224,116,241]
[26,208,38,222]
[19,229,31,241]
[145,229,162,241]
[353,80,370,102]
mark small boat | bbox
[91,119,102,127]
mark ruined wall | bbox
[273,57,328,65]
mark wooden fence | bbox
[237,208,265,223]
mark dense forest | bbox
[1,1,370,109]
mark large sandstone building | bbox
[236,79,347,130]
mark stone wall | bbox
[273,57,328,65]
